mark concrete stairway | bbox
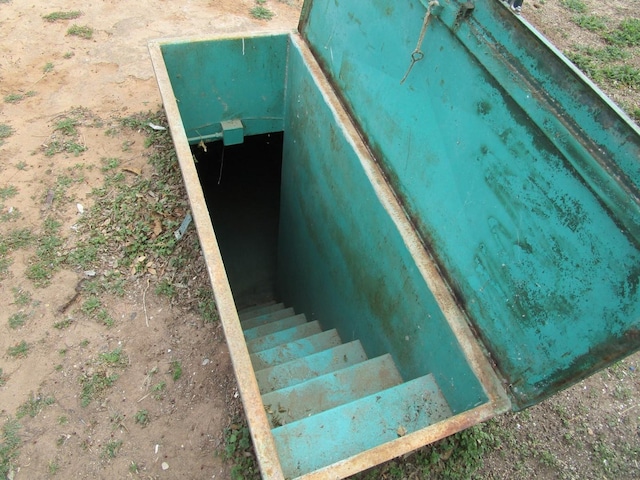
[239,303,454,478]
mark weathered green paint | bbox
[159,34,288,144]
[278,39,489,415]
[299,0,640,409]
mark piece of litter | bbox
[148,122,166,131]
[397,425,407,437]
[161,462,169,470]
[155,444,159,454]
[174,212,193,240]
[77,203,84,214]
[84,270,96,277]
[202,358,210,366]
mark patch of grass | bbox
[3,229,34,250]
[101,440,123,459]
[80,348,127,406]
[53,317,73,329]
[25,218,64,287]
[134,409,150,427]
[573,14,607,32]
[224,420,260,480]
[251,6,274,20]
[0,185,17,201]
[43,62,54,73]
[169,360,183,381]
[8,312,27,329]
[12,288,32,307]
[152,381,166,400]
[55,117,79,136]
[48,460,59,475]
[0,368,6,387]
[63,51,74,59]
[67,24,93,39]
[7,340,29,358]
[197,288,218,323]
[0,123,13,145]
[4,93,23,104]
[560,0,586,13]
[600,64,640,88]
[81,296,101,315]
[605,18,640,47]
[0,417,21,479]
[43,10,82,22]
[16,393,55,419]
[155,278,176,298]
[129,461,140,473]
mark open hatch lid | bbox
[299,0,640,409]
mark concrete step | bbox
[255,340,368,394]
[272,373,453,478]
[263,354,402,425]
[246,321,322,353]
[238,302,284,321]
[243,314,307,341]
[240,307,295,330]
[249,329,342,371]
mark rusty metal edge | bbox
[148,38,287,480]
[291,33,511,478]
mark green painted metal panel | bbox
[299,0,640,408]
[278,40,489,415]
[159,34,288,144]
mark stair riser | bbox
[255,340,368,394]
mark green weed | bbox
[169,360,182,381]
[0,185,17,201]
[48,460,59,475]
[560,0,586,13]
[250,6,274,20]
[197,288,218,323]
[101,440,123,459]
[155,278,176,298]
[43,62,54,73]
[0,368,6,387]
[152,381,166,400]
[134,409,150,427]
[0,418,21,479]
[16,393,55,419]
[7,341,29,358]
[81,296,101,315]
[12,288,32,307]
[43,11,82,22]
[79,348,127,406]
[53,318,73,329]
[224,420,260,480]
[4,93,23,104]
[605,18,640,47]
[573,14,607,32]
[0,123,13,145]
[8,312,27,329]
[67,25,93,39]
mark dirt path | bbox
[0,1,638,479]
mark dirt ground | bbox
[0,1,638,479]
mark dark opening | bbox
[192,132,283,310]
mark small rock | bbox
[202,358,210,366]
[161,462,169,470]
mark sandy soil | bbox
[0,1,638,479]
